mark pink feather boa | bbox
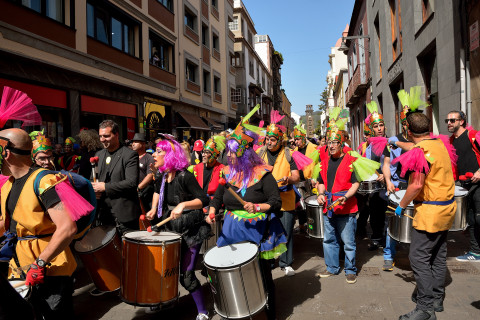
[0,174,9,191]
[291,151,313,170]
[392,147,430,177]
[429,133,458,168]
[369,137,388,157]
[55,180,94,221]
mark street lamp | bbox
[338,35,370,55]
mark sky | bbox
[242,0,356,117]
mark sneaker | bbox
[411,295,444,312]
[89,288,106,297]
[283,266,295,276]
[145,306,161,314]
[456,252,480,262]
[346,274,357,284]
[316,270,335,278]
[196,313,209,320]
[399,308,436,320]
[383,260,395,271]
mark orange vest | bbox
[412,139,456,232]
[1,169,77,278]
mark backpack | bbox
[33,170,97,241]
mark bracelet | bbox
[318,193,325,196]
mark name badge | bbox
[106,156,111,165]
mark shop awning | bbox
[203,117,222,130]
[81,95,136,118]
[0,78,67,109]
[177,112,210,130]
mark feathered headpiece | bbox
[65,137,76,146]
[398,86,427,122]
[31,130,53,158]
[326,107,342,134]
[0,86,42,128]
[327,118,347,142]
[366,101,383,126]
[204,135,226,159]
[363,122,372,136]
[293,121,307,139]
[230,105,261,157]
[266,109,286,139]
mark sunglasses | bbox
[444,119,460,124]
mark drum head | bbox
[364,173,378,181]
[204,242,258,268]
[455,186,468,197]
[9,280,29,298]
[74,226,116,253]
[305,195,319,205]
[388,190,414,208]
[123,231,181,243]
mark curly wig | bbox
[78,129,102,152]
[157,139,189,173]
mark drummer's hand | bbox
[472,170,480,183]
[338,196,347,206]
[386,181,395,194]
[317,194,325,205]
[244,202,255,214]
[92,182,105,193]
[146,209,155,220]
[206,213,215,224]
[376,174,385,183]
[395,206,405,217]
[279,176,288,185]
[310,179,317,188]
[170,203,185,220]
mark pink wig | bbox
[157,139,189,173]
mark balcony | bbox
[202,46,210,65]
[346,63,369,107]
[201,0,209,19]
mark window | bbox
[248,31,253,46]
[375,15,382,78]
[389,0,402,60]
[255,35,268,43]
[212,33,219,52]
[230,53,236,67]
[15,0,64,23]
[87,2,137,55]
[231,88,241,103]
[203,70,210,94]
[352,45,357,71]
[229,16,238,31]
[186,61,197,83]
[422,0,433,23]
[211,0,217,9]
[249,60,254,77]
[184,9,196,31]
[149,32,174,72]
[262,75,265,89]
[202,24,209,47]
[235,52,241,66]
[157,0,173,11]
[214,76,220,94]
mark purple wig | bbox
[157,139,189,173]
[226,131,266,193]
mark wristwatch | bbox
[255,204,261,213]
[35,258,48,268]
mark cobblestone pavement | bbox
[72,229,480,320]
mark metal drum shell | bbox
[357,180,383,195]
[73,226,122,292]
[450,188,468,231]
[204,244,267,319]
[305,195,324,239]
[120,231,181,306]
[388,206,415,244]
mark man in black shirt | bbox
[132,133,155,212]
[447,110,480,262]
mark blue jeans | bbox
[277,210,295,268]
[383,231,397,261]
[323,213,357,275]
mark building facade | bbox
[0,0,236,143]
[280,90,293,133]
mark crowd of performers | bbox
[0,85,479,320]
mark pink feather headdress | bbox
[0,86,42,128]
[270,109,286,133]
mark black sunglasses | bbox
[444,119,460,124]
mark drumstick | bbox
[89,157,99,182]
[387,206,415,220]
[219,178,246,206]
[12,281,26,288]
[147,216,173,233]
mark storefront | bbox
[176,111,210,141]
[144,100,172,142]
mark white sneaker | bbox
[196,313,209,320]
[284,266,295,276]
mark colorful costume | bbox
[193,136,226,196]
[58,137,79,172]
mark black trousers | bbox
[30,276,74,320]
[409,228,448,311]
[260,259,276,320]
[356,193,387,241]
[467,185,480,254]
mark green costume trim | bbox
[225,209,266,222]
[260,243,287,260]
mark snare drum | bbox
[305,195,324,239]
[204,242,267,319]
[121,231,181,306]
[357,174,383,195]
[387,190,415,243]
[450,186,468,231]
[74,226,122,292]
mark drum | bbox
[305,195,324,239]
[357,174,383,194]
[9,279,29,299]
[200,214,224,254]
[121,231,181,306]
[204,242,266,319]
[387,190,415,243]
[450,186,468,231]
[74,225,122,292]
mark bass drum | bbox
[74,225,122,292]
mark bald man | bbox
[0,128,77,319]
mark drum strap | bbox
[325,191,347,218]
[414,198,454,205]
